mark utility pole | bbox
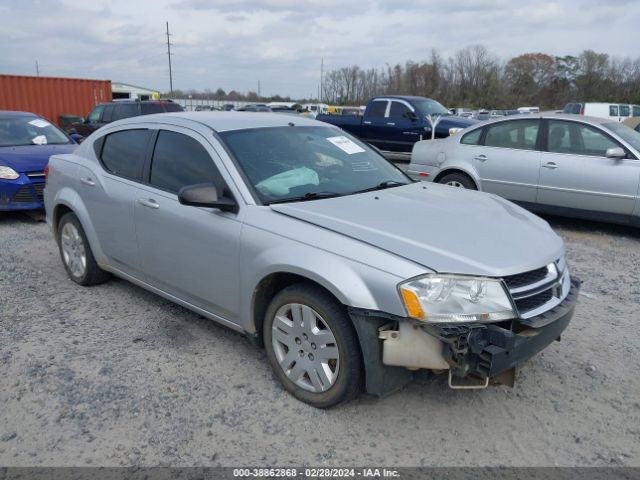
[35,60,39,76]
[258,80,261,101]
[320,57,324,103]
[166,22,174,97]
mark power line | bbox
[166,21,173,97]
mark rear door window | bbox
[149,130,224,194]
[101,105,115,123]
[112,104,139,121]
[367,101,388,118]
[620,105,630,117]
[141,103,165,115]
[100,129,152,181]
[484,120,540,151]
[633,106,640,117]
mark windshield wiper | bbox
[351,180,408,195]
[266,191,343,205]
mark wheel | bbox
[57,212,110,286]
[438,172,477,190]
[263,283,363,408]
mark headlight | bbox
[0,166,19,180]
[399,274,515,323]
[448,127,463,136]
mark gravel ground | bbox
[0,210,638,467]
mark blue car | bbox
[0,111,77,211]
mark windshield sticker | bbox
[32,135,48,145]
[28,119,51,128]
[351,160,378,172]
[327,136,366,155]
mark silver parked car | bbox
[408,113,640,225]
[45,112,579,407]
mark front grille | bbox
[514,289,553,313]
[503,261,565,319]
[503,266,549,289]
[11,183,44,203]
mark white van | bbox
[562,102,640,121]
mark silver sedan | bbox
[408,113,640,225]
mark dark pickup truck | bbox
[317,95,475,161]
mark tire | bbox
[263,283,363,408]
[57,212,110,286]
[438,172,477,190]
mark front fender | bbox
[240,242,407,334]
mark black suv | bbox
[68,100,184,136]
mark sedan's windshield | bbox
[603,122,640,152]
[413,99,450,117]
[0,116,71,147]
[219,126,410,204]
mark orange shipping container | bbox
[0,74,112,126]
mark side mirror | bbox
[403,111,418,121]
[605,147,626,159]
[69,133,84,144]
[178,183,238,212]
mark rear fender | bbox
[51,188,108,266]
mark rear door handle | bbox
[474,155,488,161]
[363,121,372,125]
[80,177,95,186]
[542,162,558,169]
[137,198,160,209]
[386,122,396,126]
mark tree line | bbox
[320,46,640,109]
[165,87,296,104]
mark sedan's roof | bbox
[0,110,39,118]
[117,111,323,132]
[469,112,620,126]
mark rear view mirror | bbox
[178,183,238,212]
[605,147,626,159]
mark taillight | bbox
[44,164,49,185]
[580,106,585,115]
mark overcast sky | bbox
[0,0,638,98]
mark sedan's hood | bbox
[0,144,76,172]
[270,183,564,277]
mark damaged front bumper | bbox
[349,277,580,396]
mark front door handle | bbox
[386,122,396,126]
[474,155,488,161]
[542,162,558,169]
[80,177,95,186]
[137,198,160,209]
[363,121,372,125]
